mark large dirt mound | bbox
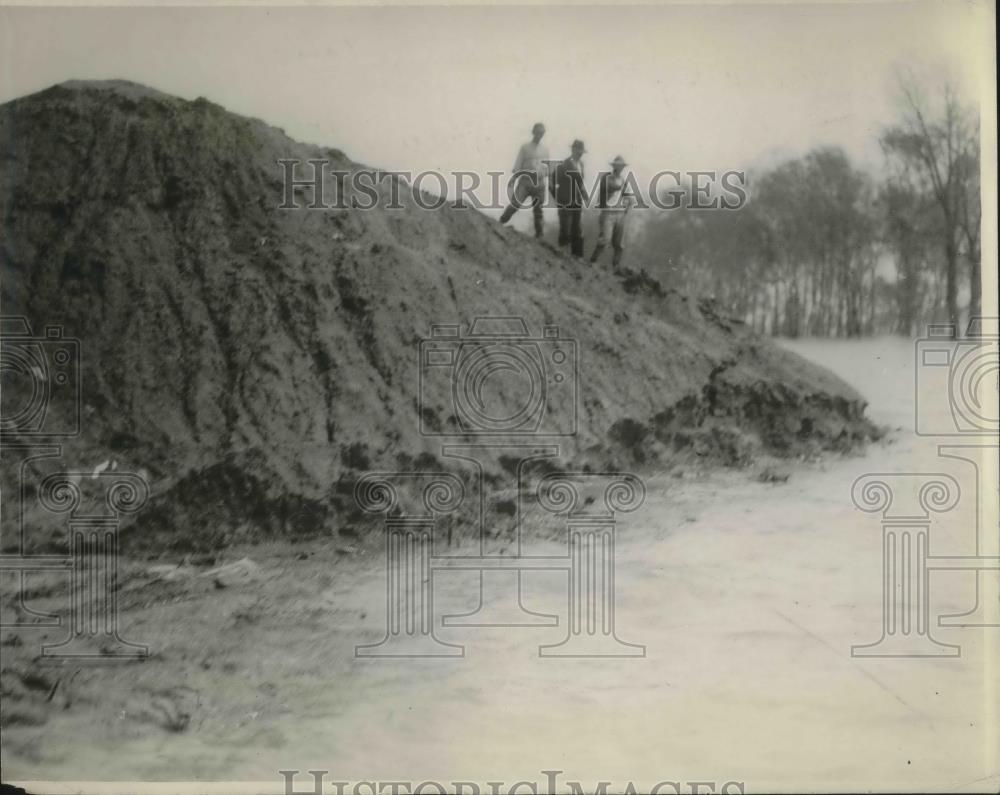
[1,81,877,551]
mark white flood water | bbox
[281,337,998,793]
[11,337,1000,793]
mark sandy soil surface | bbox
[2,336,998,793]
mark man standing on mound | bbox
[551,139,589,257]
[499,122,549,238]
[590,155,634,270]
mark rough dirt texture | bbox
[1,81,877,552]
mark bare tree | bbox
[881,75,980,330]
[633,90,978,340]
[957,122,982,318]
[881,181,940,335]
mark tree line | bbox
[634,77,981,337]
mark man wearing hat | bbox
[590,155,634,270]
[499,122,549,238]
[550,139,589,257]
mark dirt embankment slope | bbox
[1,81,877,552]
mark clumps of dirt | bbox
[600,342,879,470]
[1,81,878,552]
[696,296,745,333]
[130,454,332,554]
[616,267,666,297]
[1,668,61,728]
[756,465,792,484]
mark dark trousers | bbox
[557,207,584,256]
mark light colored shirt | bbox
[600,171,636,210]
[513,140,550,181]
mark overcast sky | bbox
[0,2,993,189]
